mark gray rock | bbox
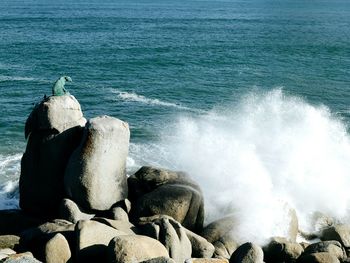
[20,95,86,217]
[0,252,41,263]
[229,242,264,263]
[212,234,238,259]
[75,219,128,262]
[0,235,20,250]
[184,229,215,258]
[302,241,345,261]
[297,252,340,263]
[107,235,169,263]
[59,198,95,224]
[140,257,176,263]
[44,233,71,263]
[129,166,204,232]
[263,237,303,262]
[64,115,130,211]
[138,215,192,263]
[321,224,350,255]
[91,217,137,235]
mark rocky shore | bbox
[0,92,350,263]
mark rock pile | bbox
[1,92,350,262]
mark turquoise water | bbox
[1,0,350,240]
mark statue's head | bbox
[64,76,72,82]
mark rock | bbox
[59,198,95,224]
[0,210,43,235]
[44,233,71,263]
[185,259,228,263]
[302,241,345,261]
[91,217,137,235]
[75,219,128,262]
[263,237,303,262]
[140,257,176,263]
[229,242,264,263]
[20,95,86,217]
[297,252,340,263]
[138,215,192,263]
[200,216,236,244]
[107,235,169,263]
[321,224,350,255]
[0,248,16,260]
[212,234,237,259]
[64,115,130,211]
[1,252,41,263]
[0,236,20,250]
[19,219,75,261]
[184,229,215,258]
[129,166,204,232]
[110,207,129,222]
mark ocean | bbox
[0,0,350,243]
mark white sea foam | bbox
[111,89,202,112]
[128,88,350,244]
[0,154,21,209]
[0,75,36,82]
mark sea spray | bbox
[128,89,350,244]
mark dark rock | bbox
[302,240,345,261]
[229,242,264,263]
[184,229,214,258]
[107,235,169,263]
[185,259,229,263]
[64,116,129,212]
[321,224,350,255]
[140,257,176,263]
[297,252,340,263]
[20,95,85,217]
[212,234,237,259]
[129,166,204,232]
[0,210,43,235]
[263,237,303,262]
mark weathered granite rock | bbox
[321,224,350,255]
[263,237,303,262]
[185,229,215,258]
[107,235,169,263]
[19,220,75,261]
[129,166,204,232]
[110,207,129,222]
[91,217,137,235]
[44,233,71,263]
[75,220,128,262]
[229,242,264,263]
[1,252,41,263]
[302,241,345,261]
[0,210,44,235]
[140,257,176,263]
[0,248,16,260]
[185,259,228,263]
[20,95,86,217]
[297,252,340,263]
[64,115,130,211]
[59,198,95,224]
[138,215,192,263]
[212,234,237,259]
[0,236,20,250]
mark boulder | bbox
[0,248,16,260]
[321,224,350,255]
[297,252,340,263]
[59,198,95,223]
[212,234,238,259]
[185,259,228,263]
[44,233,71,263]
[129,166,204,232]
[110,207,129,222]
[0,236,20,250]
[138,215,192,263]
[107,235,169,263]
[0,210,44,235]
[302,241,345,261]
[263,237,303,262]
[20,95,86,217]
[75,219,128,262]
[229,242,264,263]
[19,220,75,261]
[184,229,215,258]
[91,217,137,235]
[64,116,130,211]
[0,252,41,263]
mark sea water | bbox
[0,0,350,243]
